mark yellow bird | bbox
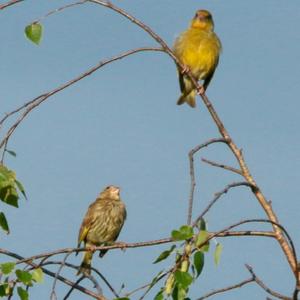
[173,10,222,108]
[76,186,126,275]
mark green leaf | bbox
[16,269,32,285]
[198,218,207,230]
[0,212,9,234]
[171,225,193,241]
[153,245,176,264]
[0,283,9,296]
[214,243,223,266]
[172,283,186,300]
[15,180,27,200]
[32,268,44,283]
[195,230,209,252]
[25,23,43,45]
[5,150,17,157]
[174,271,193,289]
[193,251,204,278]
[17,286,29,300]
[0,262,15,275]
[154,289,163,300]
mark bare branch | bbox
[0,0,23,10]
[193,182,255,227]
[187,138,227,225]
[35,261,119,298]
[0,249,104,299]
[0,47,164,150]
[196,277,254,300]
[245,264,291,300]
[197,219,297,271]
[201,157,243,175]
[50,253,73,300]
[34,0,88,23]
[217,230,276,239]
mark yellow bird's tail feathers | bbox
[177,89,196,108]
[177,74,197,108]
[77,251,93,276]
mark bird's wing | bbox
[178,71,186,93]
[77,202,98,247]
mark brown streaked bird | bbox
[76,185,126,275]
[173,9,222,108]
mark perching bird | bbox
[173,9,222,108]
[77,185,126,275]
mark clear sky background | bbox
[1,0,300,299]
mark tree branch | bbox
[245,264,291,300]
[0,249,104,299]
[193,181,255,226]
[187,138,227,225]
[196,277,254,300]
[0,47,163,150]
[0,0,23,10]
[201,157,242,175]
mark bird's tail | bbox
[177,74,196,108]
[77,251,93,276]
[177,89,196,108]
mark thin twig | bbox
[187,138,227,225]
[63,276,85,300]
[193,182,255,226]
[33,261,119,298]
[245,264,291,300]
[0,47,164,149]
[138,271,169,300]
[50,253,72,300]
[201,157,242,175]
[196,277,254,300]
[13,238,173,265]
[0,0,23,10]
[0,249,104,299]
[197,219,297,270]
[34,0,88,23]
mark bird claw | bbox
[118,242,127,252]
[181,65,190,75]
[197,85,205,95]
[87,245,97,253]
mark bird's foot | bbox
[197,85,205,95]
[181,65,190,75]
[87,245,97,253]
[117,242,127,252]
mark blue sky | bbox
[1,0,300,299]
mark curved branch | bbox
[198,219,297,269]
[0,47,164,149]
[201,157,242,175]
[193,181,255,226]
[245,264,291,300]
[187,138,227,225]
[0,249,104,299]
[0,0,23,10]
[38,261,119,298]
[196,277,254,300]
